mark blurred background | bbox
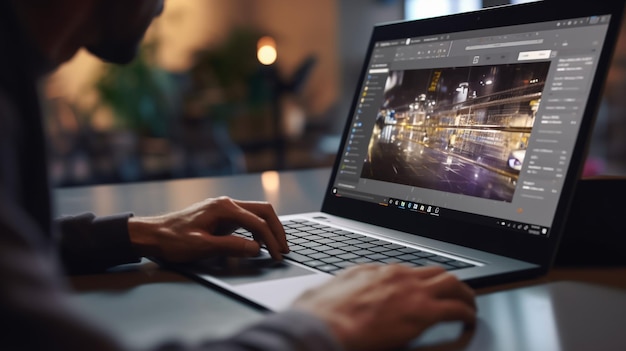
[43,0,626,187]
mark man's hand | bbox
[292,264,476,351]
[127,196,289,261]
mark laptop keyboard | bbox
[233,219,475,275]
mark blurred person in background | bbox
[0,0,476,350]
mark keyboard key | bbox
[300,241,322,248]
[289,238,309,244]
[354,249,375,256]
[338,245,361,252]
[288,245,306,252]
[321,257,343,264]
[295,249,318,256]
[335,236,355,242]
[327,242,350,248]
[312,245,334,252]
[302,260,327,268]
[283,252,310,263]
[334,261,358,269]
[369,246,392,253]
[397,254,420,261]
[359,236,378,242]
[286,229,308,237]
[448,260,474,269]
[380,249,404,257]
[336,253,360,260]
[353,257,377,264]
[317,264,340,273]
[311,223,330,229]
[399,262,421,268]
[308,252,331,260]
[345,239,365,245]
[368,253,388,260]
[325,249,347,256]
[415,259,455,270]
[379,257,403,264]
[415,251,436,258]
[429,256,453,263]
[316,238,336,244]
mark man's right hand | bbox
[292,264,476,351]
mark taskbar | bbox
[331,187,550,238]
[385,197,550,238]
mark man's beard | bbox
[86,40,141,64]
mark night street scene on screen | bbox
[361,62,551,202]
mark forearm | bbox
[57,212,141,274]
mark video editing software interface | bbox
[332,14,611,238]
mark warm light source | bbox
[261,171,280,193]
[257,36,277,65]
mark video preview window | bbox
[362,61,550,202]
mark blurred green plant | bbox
[184,27,272,123]
[94,42,177,137]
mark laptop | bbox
[175,1,626,311]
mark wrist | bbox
[128,216,161,257]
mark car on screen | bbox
[507,149,526,172]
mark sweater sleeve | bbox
[156,309,343,351]
[56,212,141,274]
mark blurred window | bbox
[404,0,541,20]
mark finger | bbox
[425,272,476,310]
[375,265,446,284]
[220,202,284,260]
[234,201,289,257]
[339,262,384,277]
[430,300,477,326]
[237,200,289,253]
[205,235,261,257]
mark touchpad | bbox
[187,251,316,286]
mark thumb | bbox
[209,235,261,257]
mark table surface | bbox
[55,168,626,350]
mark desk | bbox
[55,168,626,350]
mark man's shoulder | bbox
[0,85,19,123]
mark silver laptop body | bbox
[177,1,625,312]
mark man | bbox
[0,1,476,350]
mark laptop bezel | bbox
[321,1,625,269]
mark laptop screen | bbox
[329,9,613,240]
